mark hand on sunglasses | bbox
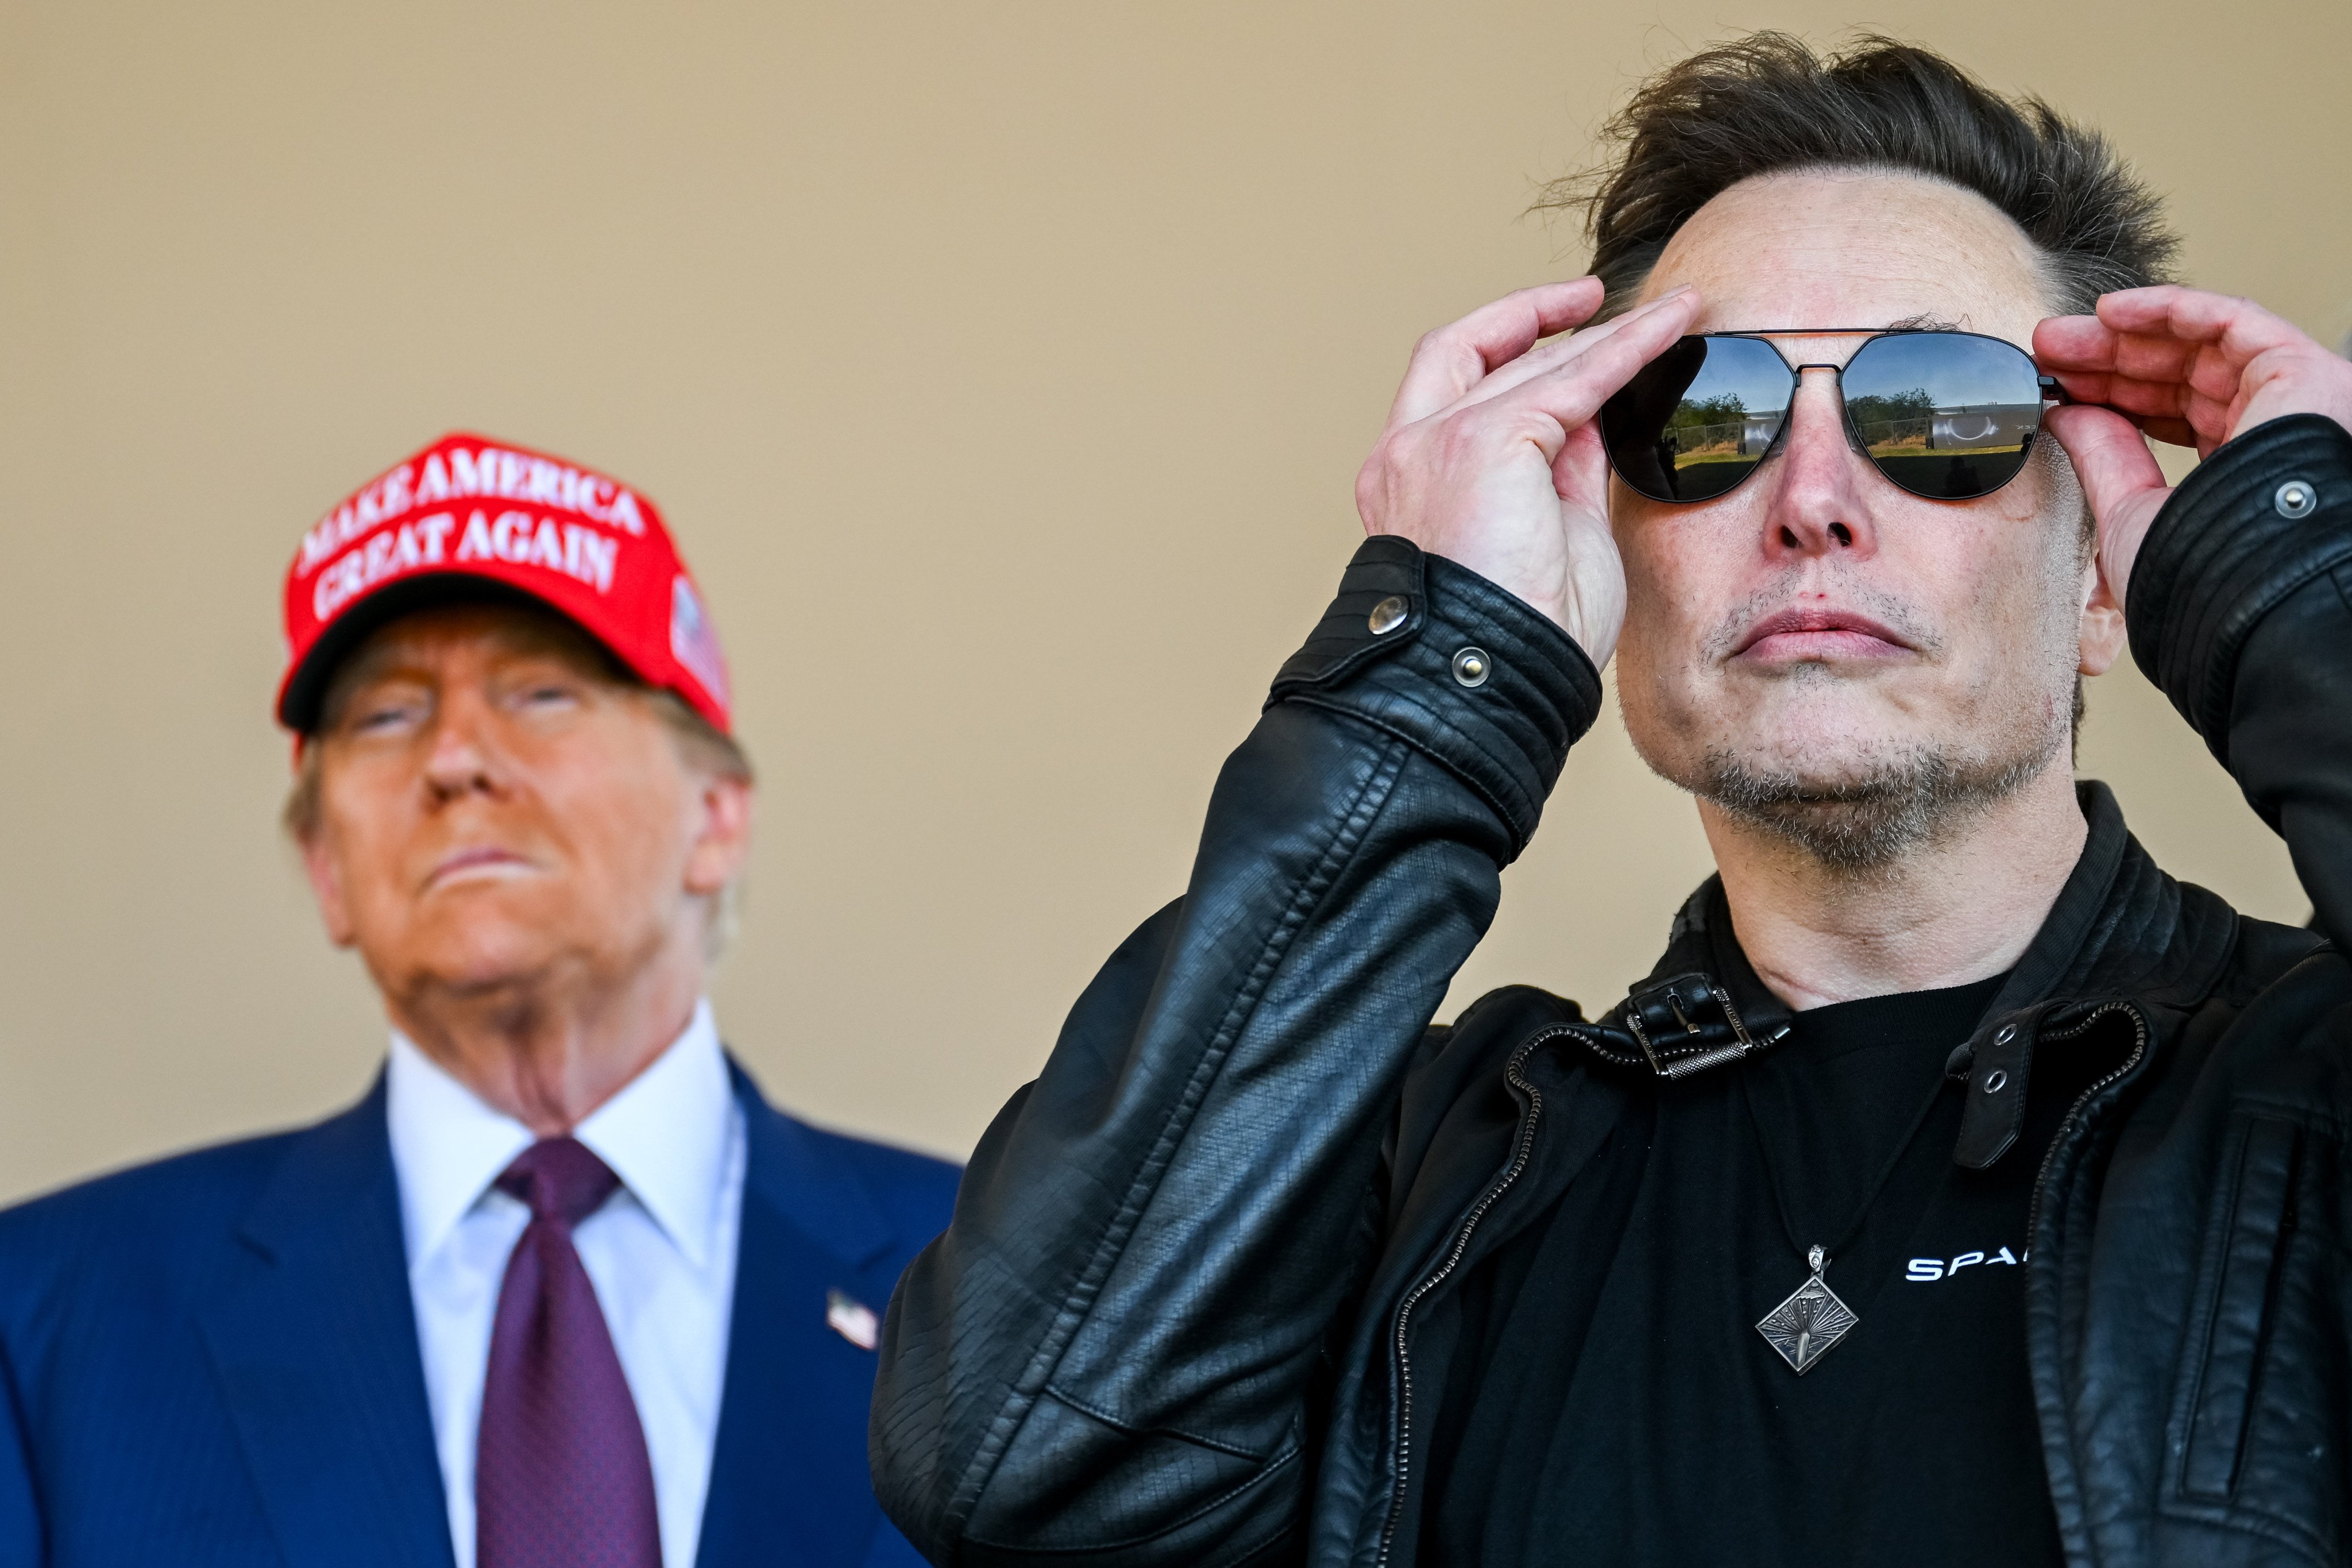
[1356,277,1702,663]
[2035,286,2352,606]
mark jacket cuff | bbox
[1266,535,1602,853]
[2128,413,2352,759]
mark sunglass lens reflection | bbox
[1839,333,2045,501]
[1601,335,1793,503]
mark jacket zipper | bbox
[2023,1000,2152,1244]
[1373,1024,1574,1568]
[2017,998,2152,1559]
[1370,1000,2150,1568]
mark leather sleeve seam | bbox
[2151,1497,2334,1568]
[961,1447,1304,1556]
[1037,1383,1276,1462]
[1276,693,1531,855]
[2195,538,2352,756]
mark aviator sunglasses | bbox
[1600,329,2065,504]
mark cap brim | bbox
[276,572,594,733]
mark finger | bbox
[2104,333,2211,391]
[2045,403,2178,598]
[2052,369,2191,422]
[2094,349,2270,446]
[2118,410,2202,448]
[2045,404,2169,522]
[2094,285,2309,355]
[2095,287,2321,401]
[2037,313,2219,438]
[2085,285,2199,334]
[1445,285,1699,414]
[1387,278,1608,429]
[1470,289,1705,459]
[2089,285,2231,339]
[1551,418,1611,514]
[2032,314,2122,372]
[2060,388,2210,449]
[2040,313,2211,397]
[2055,399,2200,448]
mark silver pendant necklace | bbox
[1739,1064,1952,1376]
[1756,1243,1859,1374]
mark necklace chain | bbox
[1739,1055,1953,1268]
[1739,1055,1955,1374]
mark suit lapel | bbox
[196,1075,455,1568]
[696,1065,898,1568]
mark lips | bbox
[424,845,534,889]
[1732,605,1916,661]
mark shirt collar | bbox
[386,999,735,1273]
[571,998,733,1270]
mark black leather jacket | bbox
[873,415,2352,1567]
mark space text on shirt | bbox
[1905,1247,2025,1281]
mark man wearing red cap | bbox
[0,434,957,1568]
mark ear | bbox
[2077,546,2127,678]
[681,773,755,897]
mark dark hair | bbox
[1543,33,2177,316]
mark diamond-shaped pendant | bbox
[1756,1245,1859,1375]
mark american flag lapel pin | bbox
[827,1288,880,1351]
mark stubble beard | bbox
[1694,728,2062,876]
[1637,493,2091,877]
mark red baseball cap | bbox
[277,432,732,733]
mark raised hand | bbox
[2036,285,2352,605]
[1355,277,1702,665]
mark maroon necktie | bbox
[477,1137,662,1568]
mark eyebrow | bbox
[1715,316,1972,337]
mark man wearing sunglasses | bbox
[873,34,2352,1568]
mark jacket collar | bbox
[200,1074,457,1568]
[695,1060,909,1566]
[1616,781,2237,1030]
[727,1058,895,1268]
[1581,782,2241,1089]
[1996,781,2242,1011]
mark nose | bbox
[420,691,504,804]
[1758,366,1879,562]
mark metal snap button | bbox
[2276,480,2317,519]
[1982,1068,2009,1094]
[1994,1024,2016,1046]
[1451,647,1490,688]
[1368,595,1409,635]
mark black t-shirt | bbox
[1422,971,2122,1566]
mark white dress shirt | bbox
[388,1000,747,1568]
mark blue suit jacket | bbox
[0,1060,959,1567]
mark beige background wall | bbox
[2,0,2345,1200]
